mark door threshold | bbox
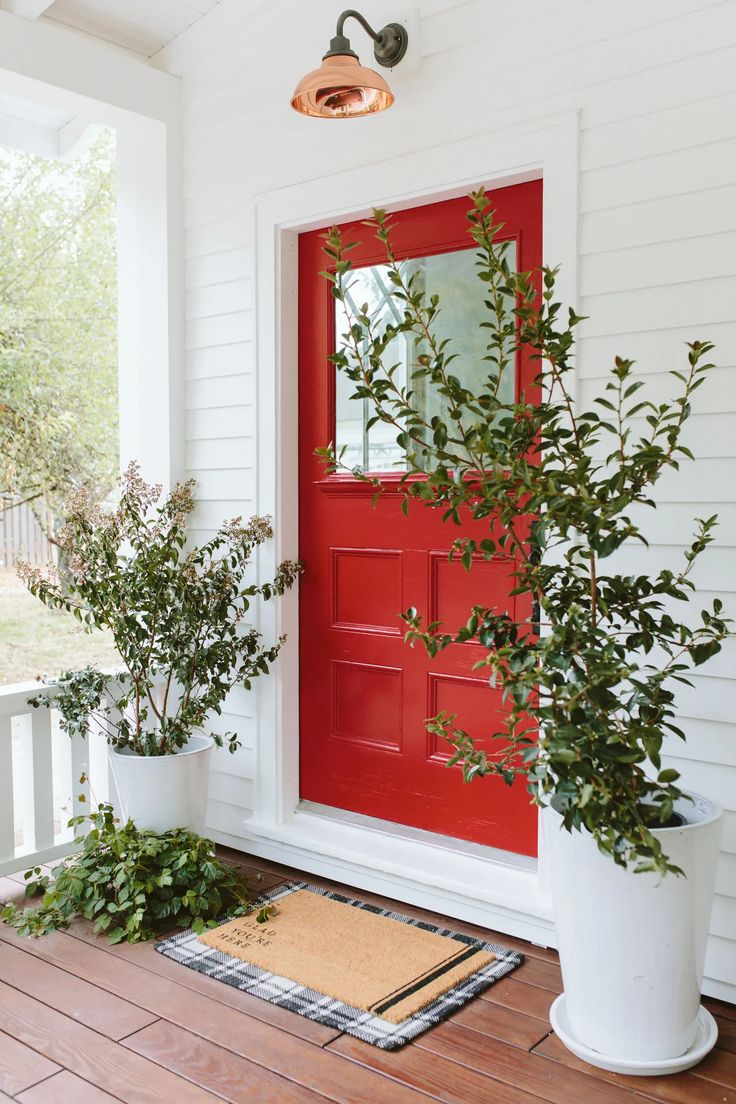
[229,799,553,946]
[297,800,538,874]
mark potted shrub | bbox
[18,463,301,833]
[319,193,731,1075]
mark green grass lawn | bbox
[0,569,119,686]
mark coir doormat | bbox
[155,881,523,1049]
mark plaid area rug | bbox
[155,881,524,1049]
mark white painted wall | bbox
[163,0,736,998]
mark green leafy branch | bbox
[320,190,731,875]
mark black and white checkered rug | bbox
[155,880,524,1049]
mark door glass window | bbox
[334,243,517,473]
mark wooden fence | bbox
[0,500,56,569]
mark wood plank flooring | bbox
[0,848,733,1103]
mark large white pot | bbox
[545,790,723,1076]
[109,733,213,834]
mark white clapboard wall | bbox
[155,0,736,999]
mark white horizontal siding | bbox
[172,0,736,997]
[578,40,736,130]
[579,276,736,336]
[186,248,252,288]
[186,279,253,319]
[581,183,736,254]
[185,218,252,259]
[581,138,736,213]
[211,742,256,776]
[187,343,254,381]
[609,546,734,594]
[629,501,736,543]
[673,678,735,728]
[186,310,253,349]
[646,464,736,506]
[191,499,255,530]
[664,720,736,769]
[578,335,736,386]
[581,232,736,295]
[217,687,257,721]
[581,85,736,169]
[185,405,253,441]
[210,772,254,807]
[186,373,253,411]
[681,641,736,683]
[205,797,255,838]
[186,436,254,470]
[420,0,594,55]
[187,468,253,501]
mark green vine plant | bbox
[17,463,303,756]
[0,803,275,943]
[317,191,731,876]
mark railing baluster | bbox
[51,711,73,843]
[0,715,14,863]
[88,726,109,807]
[31,708,54,853]
[14,714,35,854]
[71,729,90,836]
[105,693,124,816]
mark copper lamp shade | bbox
[291,55,394,118]
[291,10,408,119]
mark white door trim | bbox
[245,111,579,944]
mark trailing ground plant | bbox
[18,462,302,755]
[0,804,260,943]
[318,191,730,876]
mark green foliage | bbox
[320,191,732,876]
[19,462,302,755]
[0,131,117,528]
[1,805,251,943]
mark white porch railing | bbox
[0,680,113,876]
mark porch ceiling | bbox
[3,0,223,59]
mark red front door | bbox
[299,182,541,855]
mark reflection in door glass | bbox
[334,243,517,472]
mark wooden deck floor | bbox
[0,848,735,1103]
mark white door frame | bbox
[246,112,579,945]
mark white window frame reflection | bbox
[334,243,517,475]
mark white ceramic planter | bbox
[109,733,213,833]
[545,791,723,1076]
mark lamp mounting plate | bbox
[373,22,408,67]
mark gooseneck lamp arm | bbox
[323,8,409,67]
[337,9,381,40]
